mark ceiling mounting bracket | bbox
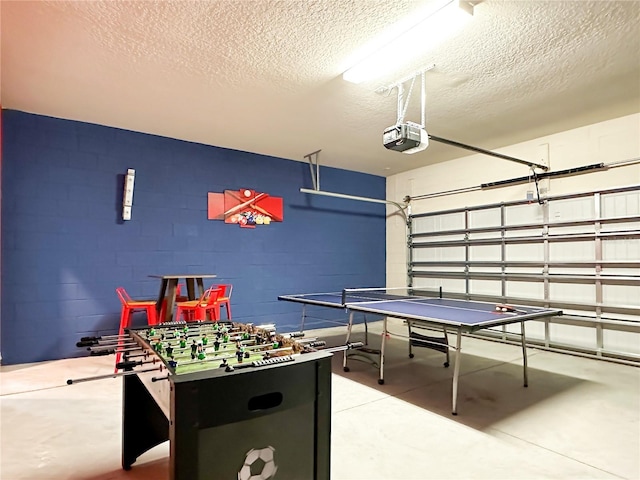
[375,64,436,96]
[373,64,548,171]
[304,150,322,190]
[300,151,410,222]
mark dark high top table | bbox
[150,274,217,322]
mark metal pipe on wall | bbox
[409,156,640,202]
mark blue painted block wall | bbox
[0,110,386,365]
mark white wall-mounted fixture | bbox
[343,0,474,84]
[122,168,135,221]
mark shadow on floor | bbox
[77,458,169,480]
[321,331,586,430]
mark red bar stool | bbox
[215,284,233,320]
[115,287,158,372]
[175,286,221,322]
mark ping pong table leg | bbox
[343,311,355,372]
[378,316,387,385]
[451,327,463,415]
[300,304,307,332]
[443,327,450,367]
[521,320,528,387]
[363,313,369,345]
[407,321,414,358]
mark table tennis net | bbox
[341,287,441,305]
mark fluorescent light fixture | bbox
[343,0,474,84]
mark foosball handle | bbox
[116,360,141,371]
[89,349,114,356]
[80,336,100,342]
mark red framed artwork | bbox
[208,189,283,228]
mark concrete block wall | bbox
[1,110,386,364]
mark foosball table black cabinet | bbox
[122,348,332,480]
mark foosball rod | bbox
[76,335,132,348]
[122,350,149,359]
[89,346,144,357]
[294,337,320,344]
[87,341,138,352]
[143,335,247,350]
[143,323,242,338]
[66,366,162,385]
[88,345,142,356]
[320,342,365,354]
[117,356,171,372]
[147,328,265,344]
[222,343,364,372]
[151,337,290,361]
[79,333,124,342]
[171,345,296,367]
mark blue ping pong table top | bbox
[278,292,561,329]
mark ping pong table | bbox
[278,288,562,414]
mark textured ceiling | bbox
[2,0,639,176]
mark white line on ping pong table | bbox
[345,296,515,317]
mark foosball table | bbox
[70,321,361,480]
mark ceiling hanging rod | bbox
[300,149,410,220]
[375,64,436,95]
[428,135,550,171]
[300,188,408,212]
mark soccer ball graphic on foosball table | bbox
[238,446,278,480]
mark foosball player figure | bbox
[223,333,230,343]
[242,331,250,340]
[168,356,178,369]
[154,340,164,354]
[183,325,189,334]
[191,340,198,360]
[202,333,208,346]
[213,338,221,351]
[179,335,187,349]
[166,345,174,358]
[197,342,206,361]
[235,342,245,363]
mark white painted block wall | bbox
[387,113,640,288]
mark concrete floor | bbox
[1,319,638,480]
